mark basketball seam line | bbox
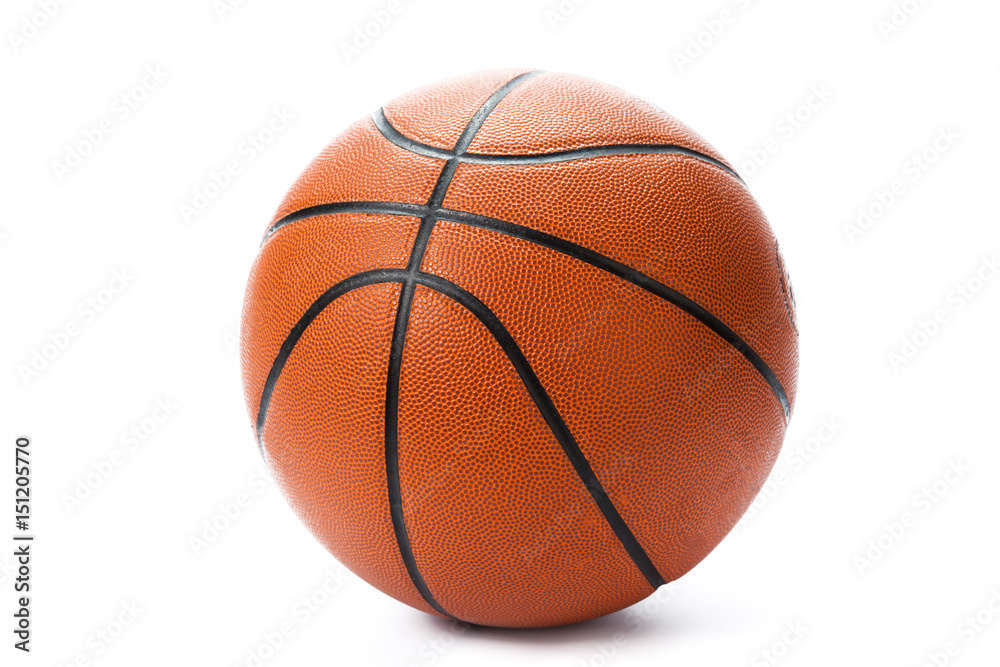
[383,69,544,620]
[371,107,743,182]
[416,272,668,590]
[256,71,699,616]
[261,202,791,421]
[254,269,666,596]
[439,209,792,421]
[254,269,404,450]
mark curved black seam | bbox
[263,201,428,244]
[414,272,666,590]
[382,70,544,620]
[262,203,790,421]
[436,209,791,421]
[384,279,448,615]
[371,106,741,182]
[254,269,408,452]
[463,144,740,180]
[256,70,765,612]
[251,267,449,617]
[371,108,455,161]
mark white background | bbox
[2,0,999,665]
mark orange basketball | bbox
[240,69,799,628]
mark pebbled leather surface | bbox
[270,118,442,222]
[260,282,437,616]
[420,221,787,586]
[398,285,652,627]
[443,155,798,410]
[382,68,536,152]
[241,69,799,628]
[467,72,731,165]
[241,212,419,441]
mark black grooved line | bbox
[371,109,454,160]
[263,203,790,420]
[414,273,667,590]
[263,201,428,243]
[254,269,407,452]
[382,70,544,619]
[254,270,666,591]
[436,209,792,420]
[255,71,787,611]
[383,278,438,612]
[371,108,742,181]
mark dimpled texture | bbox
[240,69,799,629]
[420,223,786,584]
[383,68,537,151]
[443,156,798,409]
[241,212,419,427]
[467,73,730,165]
[398,286,651,626]
[272,119,443,220]
[261,283,436,615]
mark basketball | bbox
[240,69,799,628]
